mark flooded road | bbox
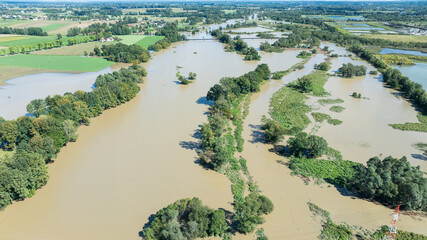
[0,30,425,240]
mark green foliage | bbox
[297,50,312,59]
[390,114,427,133]
[329,106,345,113]
[372,226,427,240]
[319,220,353,240]
[201,123,215,151]
[289,158,359,187]
[327,118,343,125]
[142,198,228,240]
[269,87,311,134]
[234,121,244,152]
[318,98,344,105]
[288,71,328,96]
[315,61,332,71]
[307,202,331,219]
[311,112,331,123]
[211,31,261,61]
[256,228,268,240]
[338,63,367,78]
[234,192,274,234]
[351,156,427,210]
[100,43,150,63]
[261,116,286,144]
[271,58,310,80]
[287,132,328,158]
[326,147,343,161]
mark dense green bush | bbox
[100,43,150,63]
[289,158,359,187]
[234,192,274,233]
[351,156,427,210]
[338,63,367,78]
[142,198,228,240]
[287,132,328,158]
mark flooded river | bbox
[0,30,425,240]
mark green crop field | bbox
[0,55,114,72]
[135,36,164,48]
[42,23,69,33]
[0,35,89,47]
[119,35,147,45]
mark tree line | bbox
[97,43,150,63]
[0,26,47,36]
[0,65,147,209]
[348,45,427,113]
[197,64,274,235]
[211,29,261,61]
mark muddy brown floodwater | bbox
[0,29,425,240]
[238,44,427,239]
[0,30,301,240]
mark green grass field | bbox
[32,41,113,56]
[0,35,89,47]
[0,55,114,72]
[42,23,69,33]
[119,35,147,45]
[363,34,427,43]
[135,36,164,48]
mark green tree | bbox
[261,117,285,144]
[200,123,215,151]
[26,99,48,117]
[209,209,228,236]
[0,121,19,150]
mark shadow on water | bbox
[196,96,214,106]
[179,141,200,150]
[249,124,264,144]
[139,214,156,238]
[411,154,427,161]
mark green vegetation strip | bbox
[270,87,311,134]
[0,55,114,72]
[389,113,427,133]
[329,105,345,113]
[289,158,359,187]
[288,70,329,96]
